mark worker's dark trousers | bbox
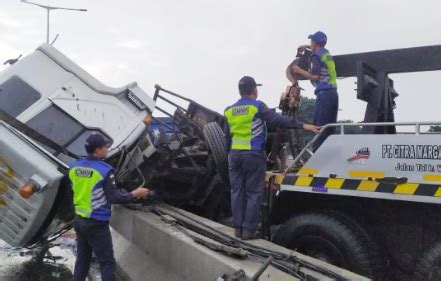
[313,89,339,151]
[73,216,116,281]
[228,150,266,232]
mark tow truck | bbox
[263,45,441,280]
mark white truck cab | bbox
[0,44,155,247]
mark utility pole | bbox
[20,0,87,43]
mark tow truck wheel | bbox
[274,212,382,279]
[414,242,441,281]
[203,122,229,184]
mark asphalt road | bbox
[0,234,104,281]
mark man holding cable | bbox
[224,76,319,240]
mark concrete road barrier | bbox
[110,205,369,281]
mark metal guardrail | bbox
[334,121,441,135]
[285,121,441,174]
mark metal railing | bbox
[285,121,441,173]
[153,84,191,116]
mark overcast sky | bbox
[0,0,440,123]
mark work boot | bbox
[242,229,258,240]
[234,228,242,238]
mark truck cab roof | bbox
[0,43,155,160]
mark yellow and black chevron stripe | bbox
[266,173,441,197]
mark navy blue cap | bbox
[85,133,109,153]
[238,76,262,92]
[308,31,327,45]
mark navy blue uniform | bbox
[310,48,339,150]
[225,97,303,233]
[70,156,134,281]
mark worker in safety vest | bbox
[224,76,319,240]
[69,133,149,281]
[293,31,339,151]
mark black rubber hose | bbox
[152,204,349,280]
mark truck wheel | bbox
[414,242,441,281]
[273,212,381,279]
[203,122,229,184]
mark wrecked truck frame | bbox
[0,44,230,247]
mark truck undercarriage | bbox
[115,84,231,220]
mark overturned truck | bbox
[0,44,230,247]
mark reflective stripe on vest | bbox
[225,104,259,150]
[75,207,92,218]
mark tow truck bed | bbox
[267,122,441,205]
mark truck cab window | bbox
[67,130,113,156]
[26,105,84,147]
[26,105,113,157]
[0,76,41,117]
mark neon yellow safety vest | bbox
[312,48,337,92]
[69,157,112,221]
[224,98,267,151]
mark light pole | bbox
[20,0,87,43]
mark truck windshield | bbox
[67,130,113,156]
[26,105,113,157]
[0,76,41,117]
[27,105,84,147]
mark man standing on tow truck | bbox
[292,31,339,151]
[69,133,149,281]
[225,76,319,240]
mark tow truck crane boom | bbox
[334,45,441,76]
[299,45,441,133]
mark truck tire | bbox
[414,242,441,281]
[273,212,381,279]
[203,122,229,184]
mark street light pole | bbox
[20,0,87,43]
[46,8,49,43]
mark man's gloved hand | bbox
[303,124,321,133]
[131,187,149,199]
